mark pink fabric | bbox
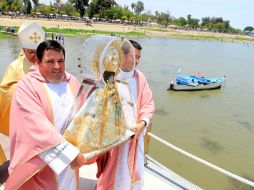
[127,139,140,182]
[127,70,155,183]
[95,149,119,190]
[96,70,155,190]
[5,66,85,190]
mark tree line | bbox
[0,0,245,34]
[244,26,254,32]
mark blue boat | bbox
[169,71,225,91]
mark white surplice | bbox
[115,70,145,190]
[39,82,79,190]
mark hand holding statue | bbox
[131,121,146,140]
[70,153,88,169]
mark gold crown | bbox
[92,40,123,77]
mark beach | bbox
[1,16,253,43]
[1,17,137,32]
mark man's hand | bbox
[131,121,146,140]
[70,153,87,169]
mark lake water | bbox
[1,36,254,190]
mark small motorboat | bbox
[168,70,225,91]
[168,80,223,91]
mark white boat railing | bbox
[146,132,254,188]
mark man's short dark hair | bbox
[129,40,142,50]
[37,40,65,62]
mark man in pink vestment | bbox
[5,40,88,190]
[96,40,155,190]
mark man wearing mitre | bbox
[0,22,45,163]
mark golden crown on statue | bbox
[92,40,124,78]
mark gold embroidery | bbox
[29,32,41,44]
[64,82,127,153]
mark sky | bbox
[115,0,254,30]
[40,0,254,30]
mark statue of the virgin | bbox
[64,35,136,154]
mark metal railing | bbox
[145,132,254,188]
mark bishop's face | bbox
[23,48,37,64]
[38,49,65,83]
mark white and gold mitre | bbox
[18,21,45,49]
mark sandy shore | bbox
[0,17,136,33]
[0,16,253,43]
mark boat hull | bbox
[169,82,222,91]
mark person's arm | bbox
[39,141,86,175]
[133,120,146,140]
[133,73,155,139]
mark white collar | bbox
[118,69,134,80]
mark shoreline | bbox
[1,17,254,43]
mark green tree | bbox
[203,22,213,30]
[33,0,39,7]
[87,1,95,18]
[157,12,172,27]
[134,1,144,15]
[188,18,199,29]
[55,0,61,13]
[61,2,77,16]
[36,4,53,15]
[186,14,199,29]
[104,5,123,20]
[69,0,88,18]
[0,0,22,11]
[172,17,187,26]
[12,0,22,11]
[228,27,241,34]
[155,11,159,18]
[24,0,39,12]
[140,13,149,22]
[187,14,191,24]
[211,17,223,24]
[201,16,232,32]
[87,0,116,18]
[214,22,226,32]
[201,17,210,26]
[122,8,133,20]
[224,20,230,29]
[23,0,32,14]
[243,26,254,32]
[130,2,135,12]
[0,0,10,11]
